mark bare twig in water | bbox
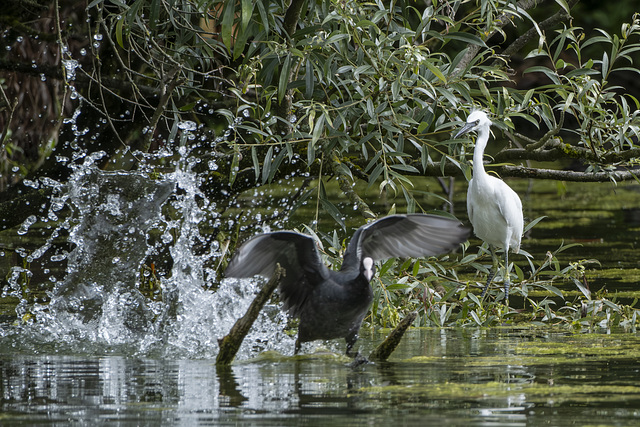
[369,311,418,362]
[216,265,285,366]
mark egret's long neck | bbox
[472,127,490,180]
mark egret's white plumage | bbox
[455,111,524,301]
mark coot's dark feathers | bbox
[224,214,470,354]
[225,231,329,316]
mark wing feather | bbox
[225,231,330,317]
[342,214,470,269]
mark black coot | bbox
[225,214,469,355]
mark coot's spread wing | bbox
[224,231,329,317]
[343,214,470,268]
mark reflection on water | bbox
[1,328,638,425]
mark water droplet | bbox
[17,215,37,235]
[23,179,39,189]
[62,59,79,81]
[15,247,28,258]
[177,120,197,131]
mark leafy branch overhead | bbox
[205,0,640,212]
[1,0,640,218]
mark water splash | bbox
[48,165,174,328]
[152,165,294,358]
[4,139,295,360]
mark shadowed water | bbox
[1,328,639,426]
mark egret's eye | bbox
[474,120,480,125]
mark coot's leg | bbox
[345,333,359,357]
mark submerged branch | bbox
[216,265,285,366]
[369,311,418,362]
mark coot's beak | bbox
[363,257,374,281]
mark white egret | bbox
[455,111,524,302]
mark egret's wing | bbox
[342,214,470,268]
[500,190,523,231]
[225,232,330,316]
[467,178,475,224]
[494,182,524,251]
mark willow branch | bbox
[200,143,640,206]
[330,151,376,219]
[420,161,639,182]
[522,110,564,150]
[497,0,580,60]
[283,0,306,38]
[494,138,640,164]
[0,86,17,154]
[454,0,546,75]
[274,0,306,135]
[138,69,180,153]
[499,165,639,182]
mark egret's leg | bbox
[294,338,301,355]
[503,249,510,303]
[481,245,499,297]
